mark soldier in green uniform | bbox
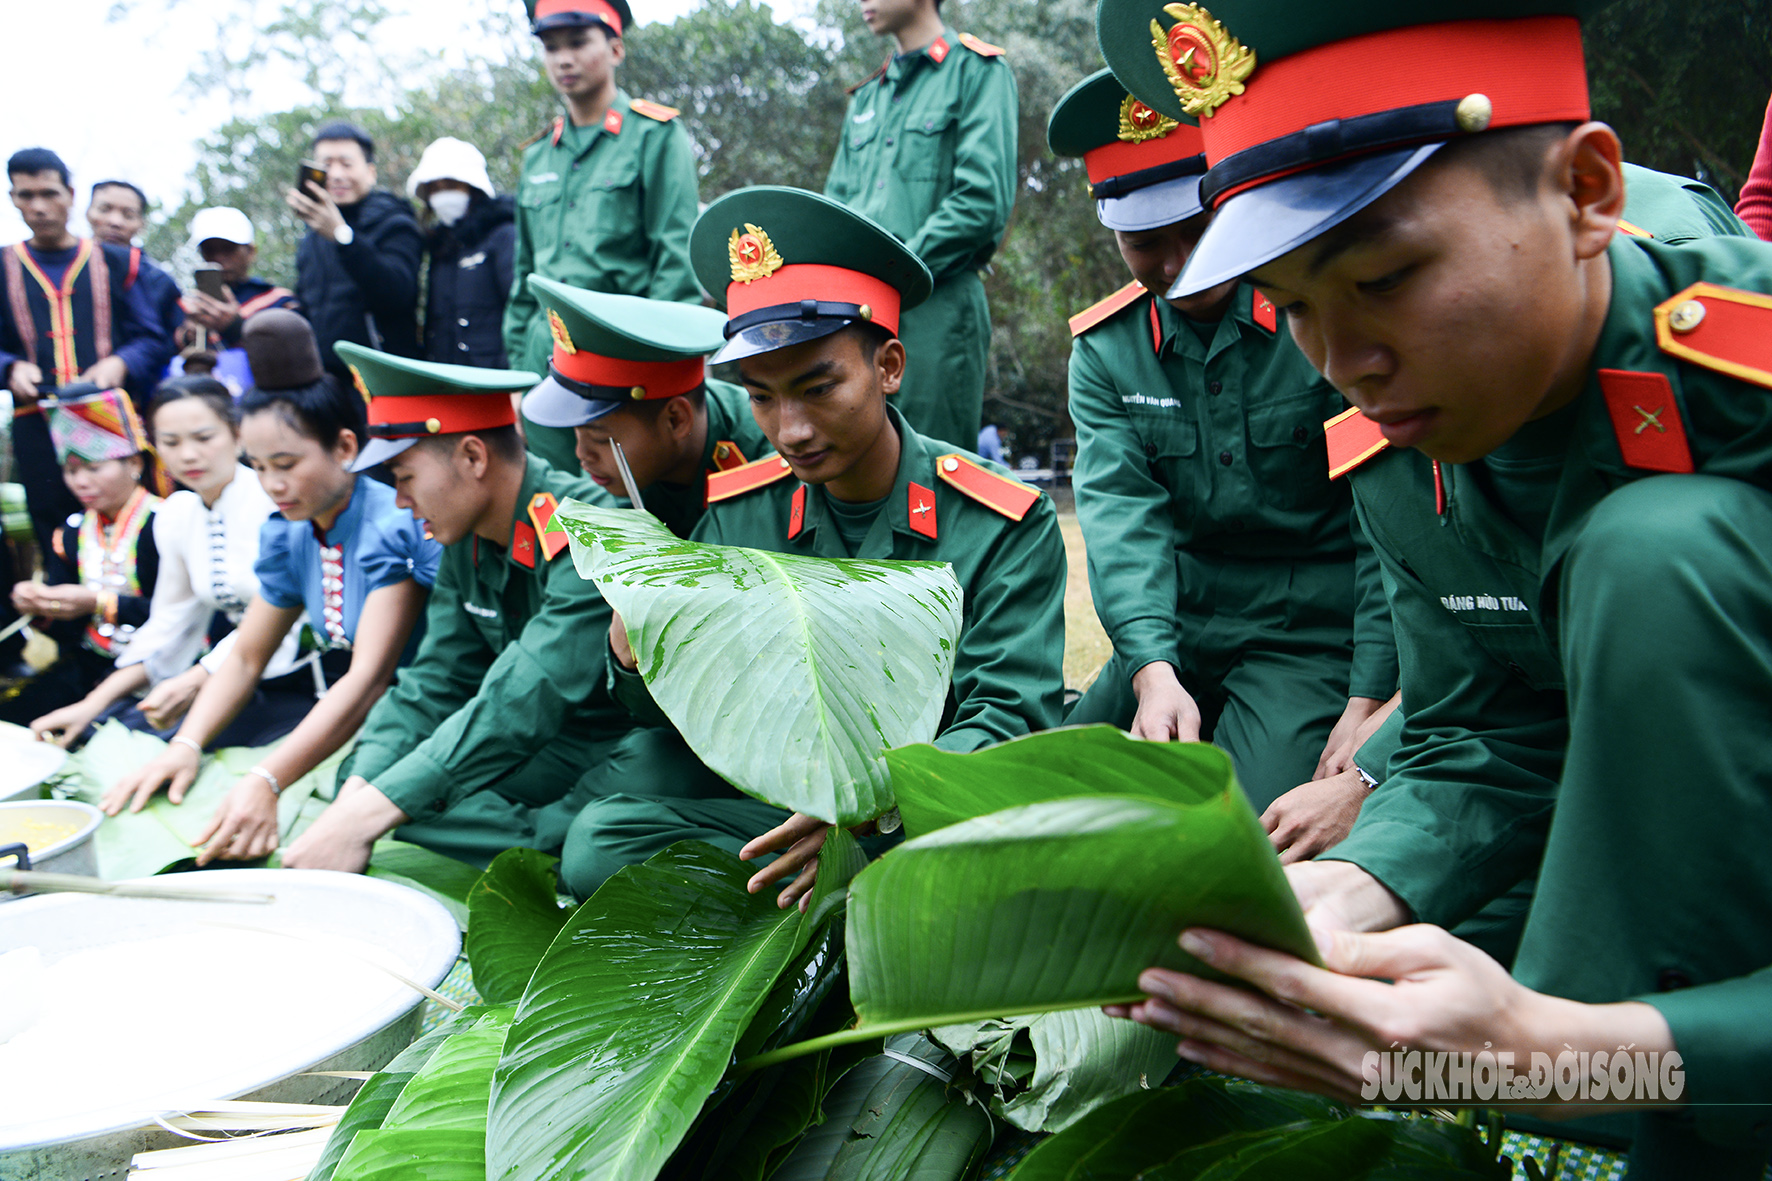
[503,0,702,476]
[823,0,1017,451]
[279,343,635,872]
[1092,0,1772,1172]
[559,186,1068,901]
[1049,69,1396,817]
[519,275,770,539]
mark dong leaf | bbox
[554,499,963,826]
[888,724,1238,838]
[464,848,572,1002]
[486,838,865,1181]
[365,838,483,928]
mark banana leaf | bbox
[464,848,572,1002]
[553,499,963,826]
[887,725,1237,839]
[486,836,865,1181]
[365,838,483,928]
[931,1006,1177,1132]
[748,793,1315,1068]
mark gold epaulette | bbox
[959,32,1007,57]
[1068,281,1147,337]
[1653,281,1772,390]
[629,98,681,122]
[935,454,1040,521]
[706,454,794,504]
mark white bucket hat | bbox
[187,206,255,248]
[406,137,496,199]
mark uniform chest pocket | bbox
[519,180,563,210]
[1246,394,1332,508]
[900,111,957,179]
[845,116,880,153]
[1139,418,1201,502]
[586,158,640,192]
[1459,620,1564,691]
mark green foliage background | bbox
[140,0,1772,454]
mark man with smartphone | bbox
[180,206,299,392]
[286,122,423,384]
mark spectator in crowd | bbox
[180,206,299,392]
[408,137,516,368]
[976,423,1004,463]
[2,148,174,559]
[104,310,441,866]
[1,388,162,725]
[85,180,184,366]
[1737,92,1772,241]
[287,122,423,383]
[28,376,310,748]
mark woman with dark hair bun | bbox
[103,311,441,866]
[29,374,312,747]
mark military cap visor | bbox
[1047,70,1207,233]
[529,0,630,36]
[1099,174,1206,232]
[335,341,538,473]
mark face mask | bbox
[429,190,471,225]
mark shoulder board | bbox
[846,55,890,95]
[1325,406,1390,479]
[527,492,571,561]
[1069,281,1147,337]
[935,454,1040,521]
[1654,281,1772,390]
[959,32,1006,57]
[706,453,794,504]
[1616,218,1653,239]
[629,98,681,122]
[709,440,748,471]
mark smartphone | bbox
[296,160,328,197]
[193,265,227,300]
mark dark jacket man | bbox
[294,188,424,380]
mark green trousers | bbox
[895,269,988,453]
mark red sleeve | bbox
[1735,93,1772,243]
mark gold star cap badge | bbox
[548,308,577,355]
[1118,94,1180,143]
[1151,3,1256,118]
[728,223,785,285]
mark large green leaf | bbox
[365,838,484,928]
[330,1130,485,1181]
[486,837,865,1181]
[887,725,1238,839]
[464,848,572,1002]
[554,499,963,826]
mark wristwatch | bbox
[332,222,354,246]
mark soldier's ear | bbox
[1557,122,1625,263]
[875,337,906,398]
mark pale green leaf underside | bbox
[555,498,962,826]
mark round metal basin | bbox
[0,869,461,1177]
[0,800,103,887]
[0,731,67,804]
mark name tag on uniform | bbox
[529,172,559,185]
[463,601,499,618]
[852,109,875,124]
[459,252,486,269]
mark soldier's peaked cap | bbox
[336,342,539,471]
[690,186,934,365]
[1096,0,1607,295]
[527,0,632,37]
[1048,68,1207,231]
[521,277,729,429]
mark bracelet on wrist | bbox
[247,765,282,797]
[171,735,203,757]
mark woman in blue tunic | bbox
[104,312,442,864]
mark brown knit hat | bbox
[243,309,324,390]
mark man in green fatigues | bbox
[1050,70,1396,817]
[280,343,635,871]
[519,275,770,539]
[504,0,702,475]
[559,186,1068,900]
[824,0,1017,451]
[1093,0,1772,1173]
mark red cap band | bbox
[725,264,902,335]
[535,0,622,34]
[1203,17,1589,168]
[367,393,516,438]
[1084,123,1206,185]
[552,347,706,399]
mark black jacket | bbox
[294,189,424,377]
[423,194,516,368]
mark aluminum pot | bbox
[0,801,103,893]
[0,733,67,803]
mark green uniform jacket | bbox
[503,91,702,377]
[349,457,632,819]
[1068,283,1396,699]
[641,379,773,540]
[1328,235,1772,1136]
[1619,163,1755,245]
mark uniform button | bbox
[1656,968,1693,991]
[571,161,580,170]
[458,317,469,327]
[1208,381,1222,395]
[1143,443,1157,458]
[1218,451,1233,466]
[942,457,960,473]
[924,119,934,129]
[458,342,469,351]
[892,94,902,104]
[1293,426,1309,443]
[1667,299,1705,333]
[885,137,894,146]
[568,201,577,210]
[877,180,886,190]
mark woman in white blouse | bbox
[29,377,313,747]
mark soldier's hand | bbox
[1314,695,1390,779]
[1284,859,1411,934]
[1129,661,1201,742]
[609,610,637,671]
[740,812,830,911]
[1262,767,1369,863]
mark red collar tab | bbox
[551,116,565,147]
[710,440,747,472]
[1150,298,1163,353]
[935,453,1040,521]
[1653,282,1772,391]
[1201,17,1589,208]
[364,392,517,441]
[706,453,794,505]
[927,36,950,63]
[1068,280,1148,337]
[1083,125,1206,187]
[787,484,807,538]
[511,519,539,569]
[535,0,622,35]
[527,492,570,561]
[603,107,624,136]
[1597,370,1695,474]
[1324,407,1389,480]
[552,345,706,401]
[1251,289,1277,333]
[725,263,903,336]
[1433,460,1446,516]
[908,482,937,539]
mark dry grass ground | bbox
[1058,508,1111,691]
